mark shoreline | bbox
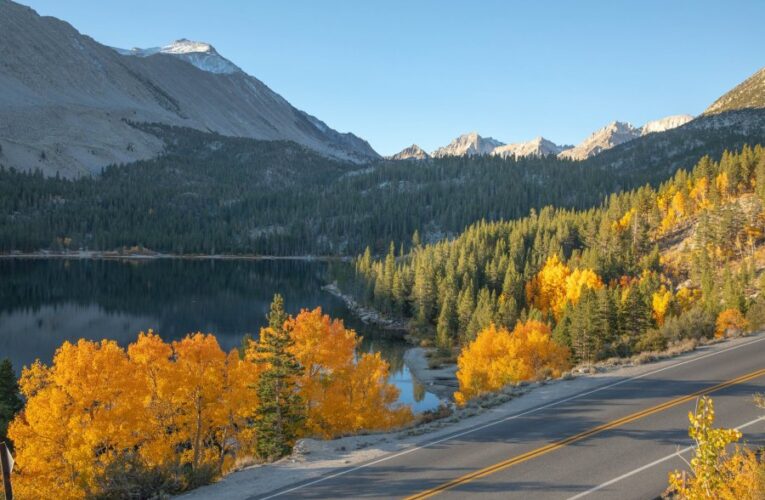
[403,347,458,401]
[0,250,351,262]
[322,282,410,332]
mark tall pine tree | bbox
[252,295,305,461]
[0,359,22,449]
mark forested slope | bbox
[3,112,765,256]
[352,146,765,364]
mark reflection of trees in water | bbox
[412,379,426,403]
[359,336,406,374]
[0,259,411,370]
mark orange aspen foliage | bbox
[565,268,604,305]
[454,321,570,405]
[526,256,602,319]
[9,340,145,499]
[283,308,412,438]
[715,309,749,338]
[652,286,673,326]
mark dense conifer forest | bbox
[2,116,764,256]
[351,146,765,363]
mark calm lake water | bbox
[0,258,440,412]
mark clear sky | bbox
[21,0,765,155]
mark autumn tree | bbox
[715,308,748,338]
[9,340,146,499]
[284,308,411,438]
[668,396,764,499]
[454,321,570,405]
[251,295,305,460]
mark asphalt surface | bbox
[257,335,765,500]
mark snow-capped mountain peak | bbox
[431,132,504,158]
[114,39,240,74]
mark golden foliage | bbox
[525,256,603,319]
[675,288,702,312]
[652,286,673,326]
[454,321,570,405]
[9,311,412,497]
[668,396,765,499]
[715,308,749,338]
[284,308,412,438]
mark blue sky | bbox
[22,0,765,155]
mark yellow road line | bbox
[405,367,765,500]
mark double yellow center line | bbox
[405,366,765,499]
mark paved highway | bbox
[258,334,765,499]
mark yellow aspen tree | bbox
[285,308,412,438]
[652,286,673,326]
[170,333,229,472]
[454,321,570,405]
[9,340,145,499]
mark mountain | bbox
[558,121,641,160]
[704,66,765,115]
[390,144,430,161]
[112,39,241,75]
[0,1,378,177]
[491,137,571,158]
[431,132,504,158]
[640,114,694,135]
[558,115,694,160]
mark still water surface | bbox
[0,258,440,412]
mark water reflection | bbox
[0,258,440,412]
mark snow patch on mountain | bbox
[113,39,240,74]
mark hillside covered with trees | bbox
[351,146,765,392]
[2,112,765,256]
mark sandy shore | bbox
[403,347,458,401]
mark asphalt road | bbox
[257,335,765,500]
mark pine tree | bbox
[0,358,23,448]
[436,289,457,352]
[252,295,305,461]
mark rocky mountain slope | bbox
[705,66,765,115]
[491,136,570,158]
[0,1,378,177]
[559,115,694,160]
[431,132,504,158]
[558,121,641,160]
[390,144,430,161]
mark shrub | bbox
[659,307,715,342]
[745,296,765,331]
[715,308,749,338]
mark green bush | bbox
[659,307,716,342]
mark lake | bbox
[0,258,440,412]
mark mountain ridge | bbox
[0,0,379,177]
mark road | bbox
[257,334,765,500]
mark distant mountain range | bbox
[394,114,694,161]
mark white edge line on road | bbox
[259,334,765,499]
[566,415,765,500]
